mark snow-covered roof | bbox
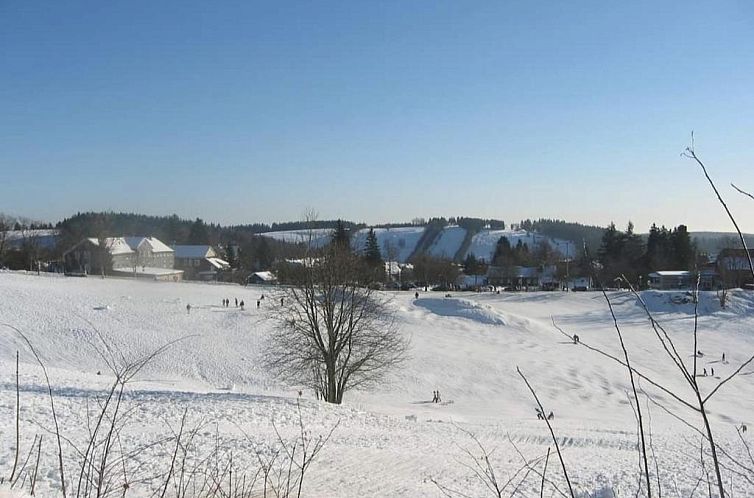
[174,245,215,259]
[128,236,173,253]
[79,236,174,255]
[649,271,693,277]
[251,271,277,282]
[85,237,135,255]
[207,257,230,269]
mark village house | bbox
[717,248,754,289]
[63,236,183,281]
[647,269,718,291]
[487,265,543,289]
[647,271,694,290]
[173,245,230,280]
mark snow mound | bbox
[414,298,507,325]
[634,290,754,316]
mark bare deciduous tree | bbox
[265,245,408,404]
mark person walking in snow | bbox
[257,300,260,309]
[711,367,714,376]
[432,390,437,403]
[435,390,441,403]
[280,296,284,306]
[703,368,707,376]
[573,334,580,344]
[415,292,419,299]
[240,300,244,310]
[235,297,238,307]
[186,304,191,315]
[722,352,726,362]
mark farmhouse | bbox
[63,236,183,280]
[173,245,230,280]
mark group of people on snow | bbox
[696,350,727,378]
[221,298,240,308]
[536,407,554,420]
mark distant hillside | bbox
[260,225,578,263]
[519,219,605,254]
[690,231,754,254]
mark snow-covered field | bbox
[1,272,754,497]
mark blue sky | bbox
[2,1,754,231]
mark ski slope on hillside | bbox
[351,226,425,262]
[426,226,466,260]
[258,228,333,247]
[1,272,753,496]
[466,229,576,262]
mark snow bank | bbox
[414,297,507,326]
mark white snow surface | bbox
[258,229,333,247]
[426,226,466,260]
[1,273,754,496]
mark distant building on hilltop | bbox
[63,236,183,281]
[173,245,230,280]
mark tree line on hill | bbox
[1,210,733,290]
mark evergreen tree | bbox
[364,229,382,266]
[331,219,351,251]
[188,218,210,244]
[492,237,514,266]
[224,242,237,268]
[463,253,480,274]
[671,224,694,270]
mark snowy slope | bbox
[1,273,754,496]
[350,227,425,262]
[258,228,333,248]
[426,226,466,259]
[259,226,579,265]
[466,229,577,262]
